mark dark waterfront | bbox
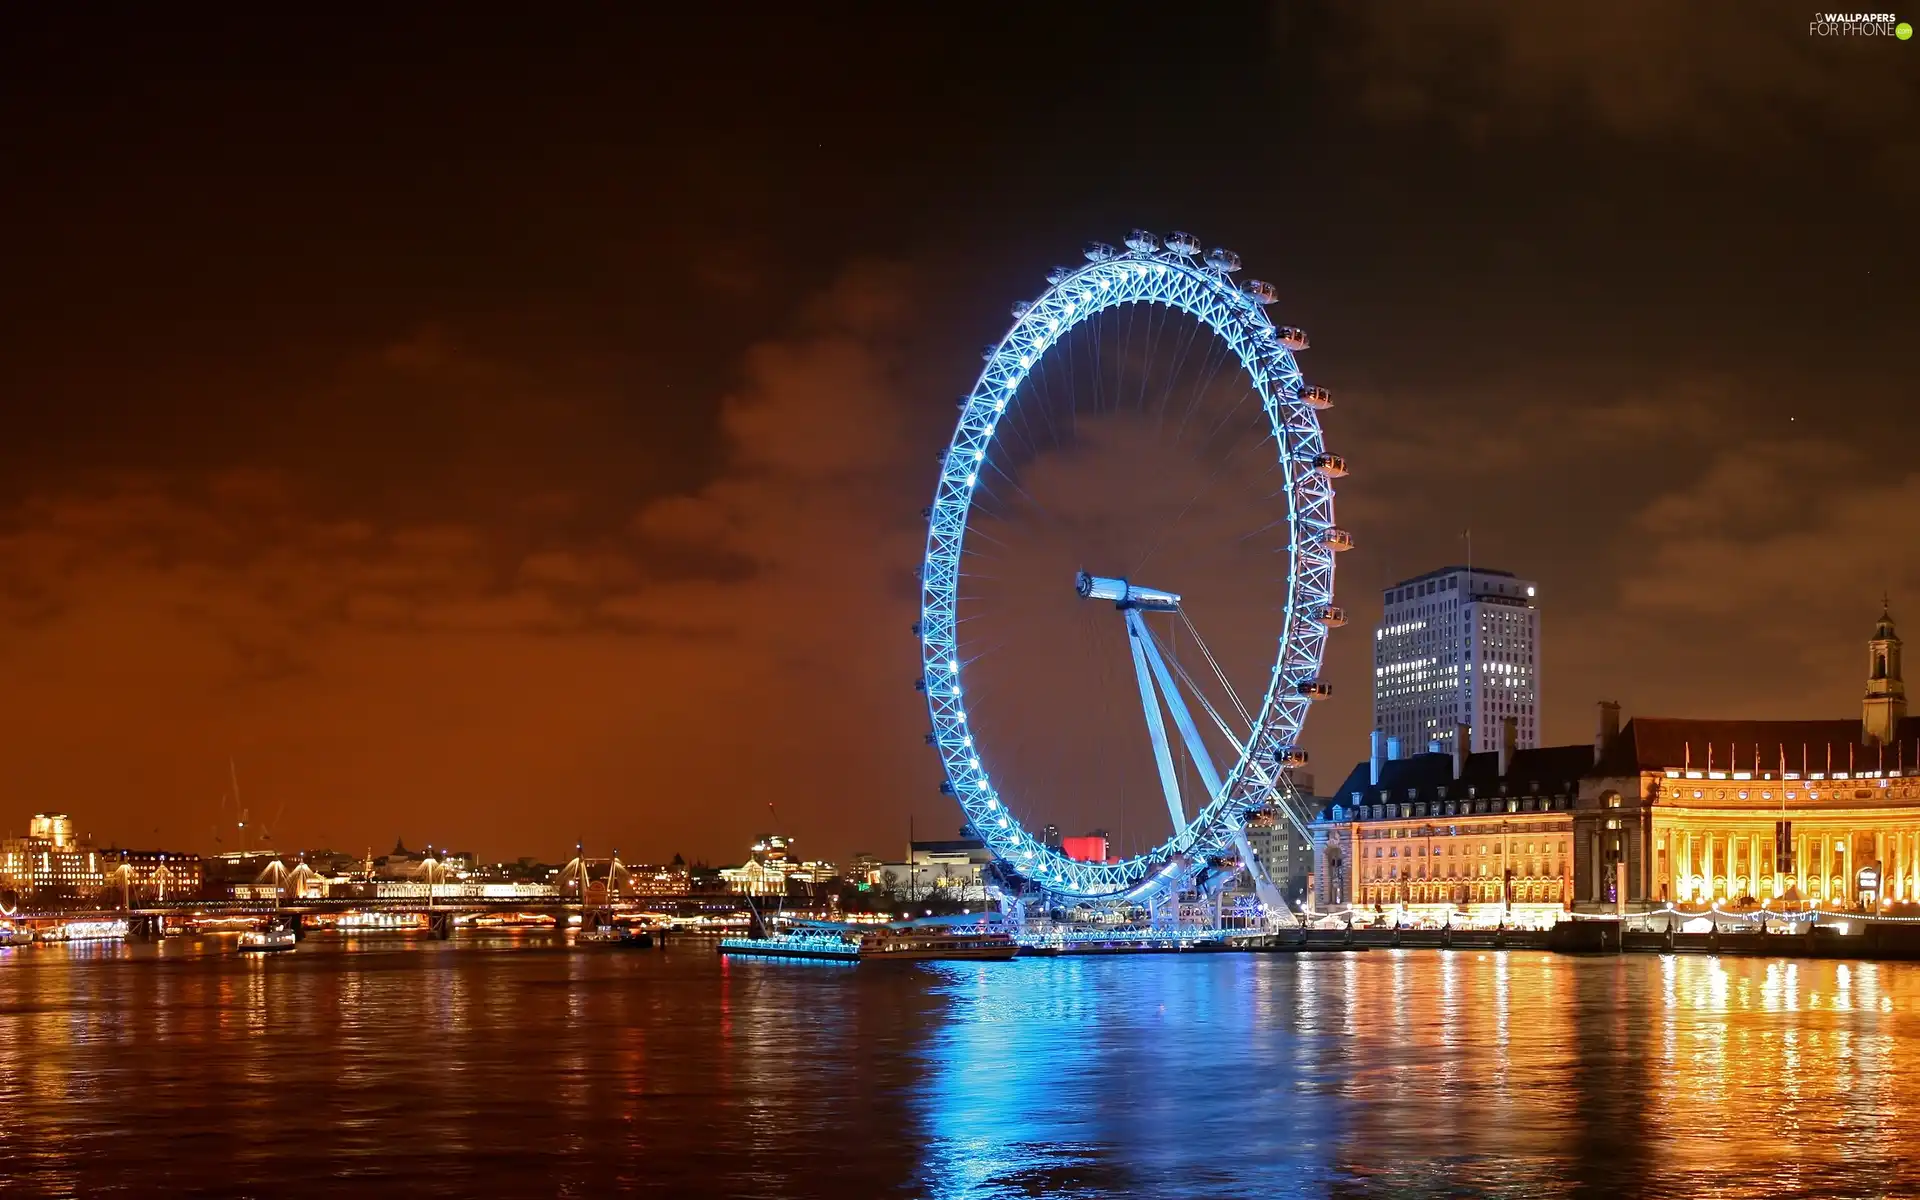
[1,940,1916,1198]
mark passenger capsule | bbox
[1277,326,1309,352]
[1317,606,1347,628]
[1295,681,1334,699]
[982,344,999,361]
[1242,279,1277,305]
[1312,453,1348,478]
[1204,248,1242,273]
[1125,229,1161,253]
[1322,528,1354,552]
[1301,385,1332,410]
[1082,241,1117,262]
[1046,265,1075,285]
[1275,746,1310,768]
[1164,231,1202,256]
[1010,300,1032,318]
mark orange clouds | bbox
[0,264,939,864]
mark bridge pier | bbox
[426,910,453,940]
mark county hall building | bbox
[1573,606,1916,911]
[1312,605,1914,922]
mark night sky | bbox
[1,5,1914,866]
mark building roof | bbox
[1320,743,1595,818]
[1874,606,1900,642]
[1593,716,1920,776]
[911,838,986,855]
[1387,565,1517,589]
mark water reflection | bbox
[2,943,1920,1197]
[916,952,1920,1199]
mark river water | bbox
[1,935,1915,1198]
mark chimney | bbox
[1499,716,1518,777]
[1386,735,1403,762]
[1595,700,1621,763]
[1370,730,1386,785]
[1452,723,1470,779]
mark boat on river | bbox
[238,928,297,953]
[578,925,655,949]
[720,921,1017,962]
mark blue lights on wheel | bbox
[917,231,1344,906]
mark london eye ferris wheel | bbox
[916,229,1347,916]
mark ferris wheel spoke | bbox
[1129,403,1275,579]
[1155,324,1233,440]
[1175,608,1258,734]
[1169,333,1247,450]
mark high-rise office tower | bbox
[1373,566,1539,754]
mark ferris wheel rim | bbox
[917,234,1342,904]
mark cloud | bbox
[0,263,937,864]
[1329,1,1919,155]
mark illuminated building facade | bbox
[1374,567,1539,754]
[104,849,204,903]
[870,838,994,901]
[720,835,837,895]
[1060,834,1109,863]
[626,857,692,896]
[1311,720,1589,925]
[1575,608,1920,910]
[1,813,105,901]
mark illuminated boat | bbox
[238,928,296,953]
[855,926,1018,961]
[46,919,129,943]
[720,922,1017,962]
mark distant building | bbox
[103,849,204,904]
[625,856,692,896]
[846,853,883,889]
[204,851,284,900]
[874,838,994,901]
[1244,809,1315,904]
[719,835,835,895]
[1060,834,1108,863]
[1,814,105,901]
[1374,566,1539,755]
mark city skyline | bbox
[0,7,1914,865]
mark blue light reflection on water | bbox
[915,957,1346,1198]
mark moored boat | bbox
[578,925,655,949]
[720,922,1017,962]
